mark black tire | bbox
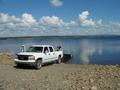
[56,57,61,64]
[35,60,42,69]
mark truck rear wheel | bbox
[35,60,42,69]
[56,57,61,64]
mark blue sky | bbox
[0,0,120,37]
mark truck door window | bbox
[44,47,49,53]
[26,47,43,52]
[49,47,53,52]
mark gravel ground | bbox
[0,53,120,90]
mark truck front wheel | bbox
[35,60,42,69]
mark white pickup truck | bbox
[14,45,63,69]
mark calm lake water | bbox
[0,36,120,65]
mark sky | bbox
[0,0,120,37]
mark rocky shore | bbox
[0,53,120,90]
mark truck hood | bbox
[17,52,42,56]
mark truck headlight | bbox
[28,55,35,60]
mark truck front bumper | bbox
[14,59,36,65]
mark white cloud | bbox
[64,21,78,27]
[40,16,64,26]
[39,11,102,29]
[97,19,102,26]
[110,22,120,27]
[0,11,103,33]
[79,11,102,27]
[50,0,63,7]
[39,16,78,30]
[0,13,19,24]
[21,13,36,26]
[79,11,95,26]
[0,13,37,31]
[0,11,120,37]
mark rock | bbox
[89,78,94,83]
[118,83,120,86]
[81,86,85,89]
[90,86,97,90]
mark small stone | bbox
[47,88,49,90]
[118,83,120,86]
[81,86,85,89]
[90,86,97,90]
[89,79,94,83]
[77,88,81,90]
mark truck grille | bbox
[17,55,28,60]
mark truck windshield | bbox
[26,47,43,52]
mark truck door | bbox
[43,47,50,62]
[49,47,56,61]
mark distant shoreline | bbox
[1,35,120,39]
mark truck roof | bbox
[31,45,53,47]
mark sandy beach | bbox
[0,53,120,90]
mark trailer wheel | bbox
[35,60,42,69]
